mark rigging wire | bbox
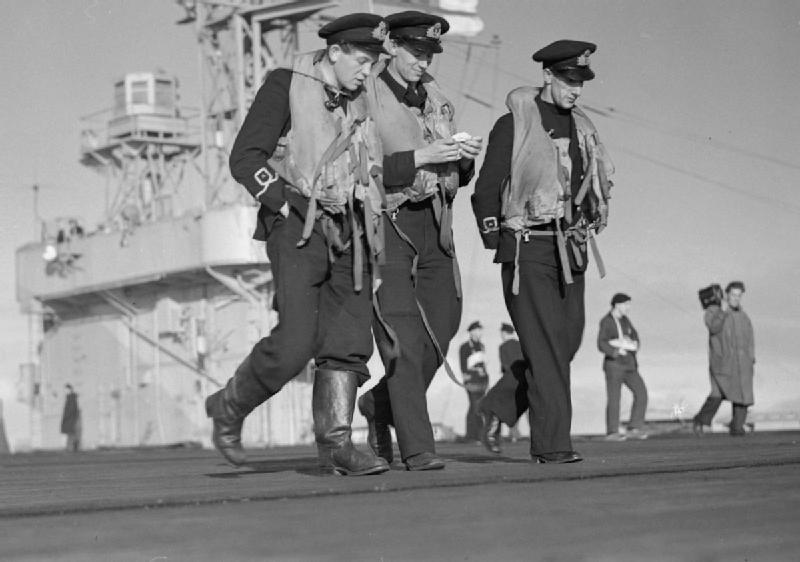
[615,146,800,215]
[445,43,800,173]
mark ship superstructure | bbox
[15,0,485,450]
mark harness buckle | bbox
[522,230,531,243]
[390,209,399,222]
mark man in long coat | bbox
[692,281,755,436]
[61,384,81,451]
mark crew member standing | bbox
[357,11,483,471]
[597,293,648,440]
[471,40,614,463]
[459,321,489,443]
[205,14,391,476]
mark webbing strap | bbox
[571,238,584,269]
[574,168,594,206]
[348,191,364,293]
[511,226,572,288]
[388,214,464,388]
[298,120,360,247]
[430,184,462,299]
[554,221,574,285]
[588,229,606,278]
[514,224,606,289]
[512,231,522,295]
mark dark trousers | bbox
[694,396,749,434]
[215,211,374,415]
[501,261,585,456]
[479,361,529,427]
[360,201,461,460]
[603,361,648,434]
[464,387,487,441]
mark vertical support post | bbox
[233,13,247,132]
[253,19,263,93]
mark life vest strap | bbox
[512,231,522,295]
[387,213,464,388]
[588,229,606,279]
[298,118,361,247]
[430,183,462,300]
[510,222,606,290]
[554,221,574,285]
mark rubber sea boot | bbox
[357,393,394,464]
[314,369,390,476]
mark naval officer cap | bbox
[532,39,597,82]
[386,10,450,54]
[318,13,390,54]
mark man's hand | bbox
[414,139,461,167]
[457,136,483,161]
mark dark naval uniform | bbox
[205,14,392,476]
[479,326,528,439]
[357,11,477,470]
[471,40,611,463]
[459,327,489,442]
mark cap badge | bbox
[426,22,442,39]
[372,20,388,41]
[576,50,591,67]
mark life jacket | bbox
[364,67,460,211]
[502,86,614,289]
[267,51,387,294]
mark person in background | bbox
[459,321,489,443]
[597,293,648,441]
[692,281,755,436]
[61,384,81,452]
[478,323,527,454]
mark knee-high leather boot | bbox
[313,369,390,476]
[205,356,267,466]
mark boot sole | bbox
[329,464,391,476]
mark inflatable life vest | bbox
[502,85,614,230]
[502,86,614,289]
[267,51,387,292]
[364,67,460,211]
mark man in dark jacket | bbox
[471,40,613,463]
[459,321,489,442]
[478,323,527,453]
[597,293,648,440]
[204,13,392,476]
[356,11,482,471]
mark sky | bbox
[1,1,799,444]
